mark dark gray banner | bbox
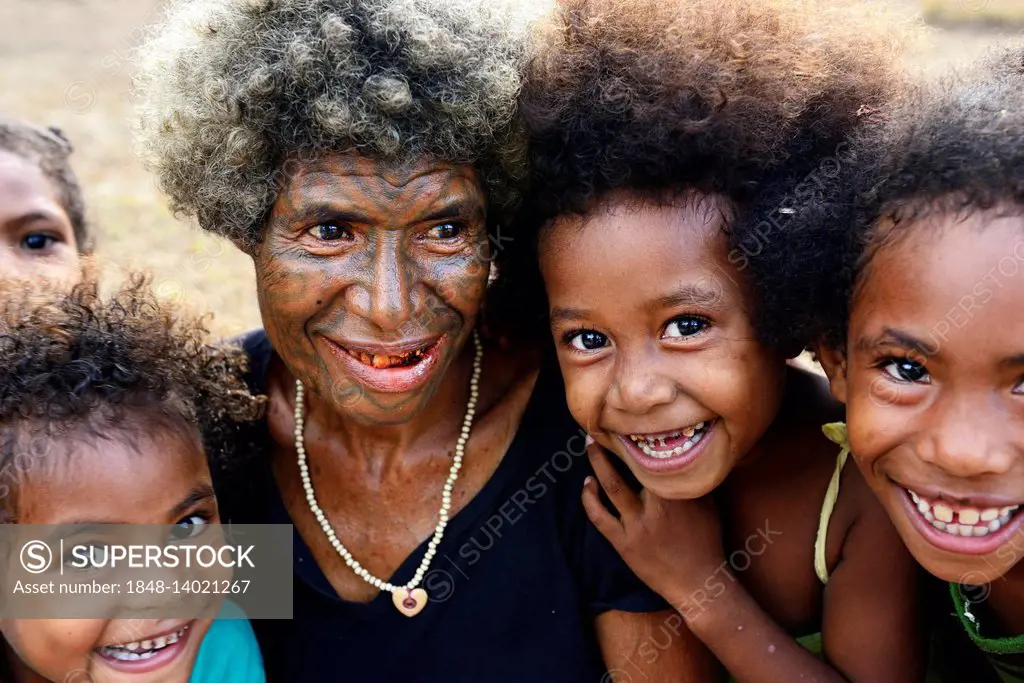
[0,524,293,619]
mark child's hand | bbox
[581,438,725,608]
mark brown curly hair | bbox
[0,273,265,522]
[132,0,549,249]
[517,0,913,350]
[788,45,1024,349]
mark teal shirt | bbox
[189,603,265,683]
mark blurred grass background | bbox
[0,0,1020,337]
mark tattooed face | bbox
[253,154,490,425]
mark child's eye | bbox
[566,330,609,352]
[308,223,352,242]
[21,233,59,251]
[426,222,462,240]
[169,514,210,541]
[881,358,930,383]
[664,315,709,339]
[1014,378,1023,395]
[64,543,109,571]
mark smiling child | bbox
[518,0,924,680]
[790,49,1024,682]
[0,275,265,682]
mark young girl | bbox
[791,49,1024,683]
[518,0,923,680]
[0,275,266,682]
[0,117,89,282]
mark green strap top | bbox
[949,582,1024,683]
[818,422,852,584]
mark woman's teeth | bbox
[629,422,709,459]
[345,346,428,369]
[98,624,189,662]
[908,489,1019,537]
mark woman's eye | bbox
[664,316,709,339]
[21,233,57,251]
[427,223,461,240]
[310,223,351,241]
[169,514,209,541]
[882,358,930,383]
[568,330,609,352]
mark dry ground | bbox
[0,0,1020,336]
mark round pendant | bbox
[392,588,428,617]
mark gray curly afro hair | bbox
[133,0,544,247]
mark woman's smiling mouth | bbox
[618,419,717,473]
[322,335,447,393]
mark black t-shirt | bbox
[220,330,666,683]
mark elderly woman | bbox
[132,0,714,680]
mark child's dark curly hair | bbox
[517,0,911,351]
[0,274,265,522]
[0,117,91,252]
[784,46,1024,350]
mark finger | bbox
[586,437,643,519]
[581,475,626,544]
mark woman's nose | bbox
[362,243,414,332]
[607,354,677,415]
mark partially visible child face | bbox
[539,192,789,499]
[0,150,79,283]
[824,209,1024,583]
[1,423,218,682]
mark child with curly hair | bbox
[0,275,266,683]
[0,117,89,282]
[518,0,924,680]
[787,49,1024,683]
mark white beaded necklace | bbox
[294,330,482,617]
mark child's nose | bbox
[917,398,1017,479]
[607,355,677,415]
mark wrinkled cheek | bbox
[254,258,323,370]
[426,258,487,329]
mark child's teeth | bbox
[933,504,954,523]
[682,427,695,438]
[959,509,980,525]
[102,626,186,661]
[908,488,1020,538]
